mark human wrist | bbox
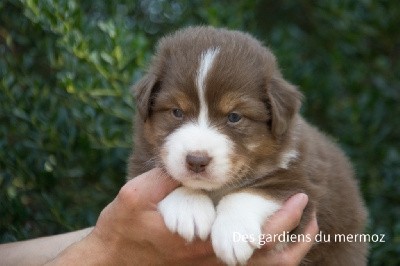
[45,228,124,265]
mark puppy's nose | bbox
[186,152,212,173]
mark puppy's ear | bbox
[267,77,302,138]
[133,73,161,121]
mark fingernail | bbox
[293,193,308,205]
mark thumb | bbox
[122,168,180,205]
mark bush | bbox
[1,0,399,264]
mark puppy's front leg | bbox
[212,191,281,265]
[158,187,216,242]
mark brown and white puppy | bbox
[128,26,368,265]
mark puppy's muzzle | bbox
[186,151,212,173]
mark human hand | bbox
[47,168,215,265]
[47,169,318,265]
[248,194,319,265]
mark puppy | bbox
[128,26,368,265]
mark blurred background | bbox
[0,0,399,264]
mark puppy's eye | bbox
[171,108,184,119]
[227,112,242,123]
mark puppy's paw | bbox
[211,192,281,265]
[158,187,216,242]
[212,212,262,265]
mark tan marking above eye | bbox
[154,90,193,113]
[218,93,269,121]
[173,91,193,111]
[218,92,246,113]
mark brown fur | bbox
[128,26,368,265]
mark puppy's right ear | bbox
[133,73,161,121]
[267,76,302,138]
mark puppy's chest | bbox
[205,177,270,204]
[207,187,235,204]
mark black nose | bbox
[186,152,212,173]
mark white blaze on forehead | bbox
[196,48,220,126]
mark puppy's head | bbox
[134,27,302,190]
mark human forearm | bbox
[0,227,92,266]
[45,226,161,265]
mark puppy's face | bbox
[134,27,302,190]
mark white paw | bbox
[158,187,216,242]
[212,212,263,265]
[211,192,281,265]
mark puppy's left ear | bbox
[133,73,161,121]
[267,77,303,138]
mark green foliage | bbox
[1,0,399,264]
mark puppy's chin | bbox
[181,177,224,191]
[162,165,226,191]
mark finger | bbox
[118,168,180,207]
[250,212,318,265]
[261,193,309,249]
[277,212,319,265]
[144,211,215,258]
